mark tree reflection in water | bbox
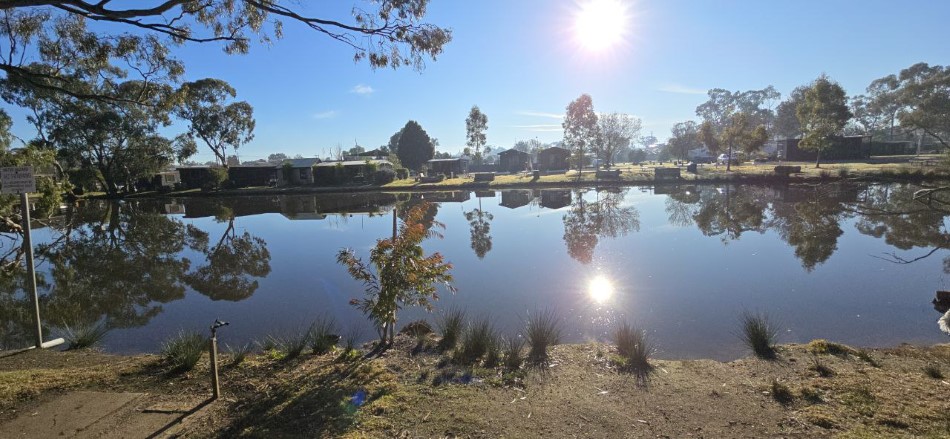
[465,202,493,259]
[563,188,640,264]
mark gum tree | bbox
[465,105,488,164]
[796,74,852,168]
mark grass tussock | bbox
[739,311,777,359]
[770,379,794,405]
[161,330,206,373]
[807,339,851,356]
[810,354,834,377]
[277,328,311,360]
[436,308,466,352]
[226,343,253,367]
[923,364,944,379]
[503,335,525,370]
[63,321,110,350]
[613,321,654,374]
[525,309,563,364]
[455,317,497,365]
[308,318,339,355]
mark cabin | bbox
[312,160,393,185]
[780,135,869,161]
[498,149,530,173]
[278,158,322,186]
[537,147,570,171]
[229,166,278,188]
[427,158,470,176]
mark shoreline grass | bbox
[739,311,778,359]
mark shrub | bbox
[395,168,409,179]
[503,335,525,370]
[437,308,466,351]
[162,330,206,373]
[837,167,850,178]
[63,321,110,350]
[373,168,396,185]
[308,318,339,355]
[613,321,653,373]
[739,311,777,359]
[525,309,563,364]
[484,332,502,368]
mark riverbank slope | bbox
[1,339,948,438]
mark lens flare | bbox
[589,276,615,304]
[574,0,630,52]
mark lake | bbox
[2,182,948,360]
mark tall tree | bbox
[796,74,852,168]
[465,105,488,164]
[872,63,950,148]
[396,120,435,171]
[595,113,641,168]
[0,2,451,104]
[774,86,807,139]
[696,86,780,133]
[667,121,701,161]
[563,94,598,175]
[175,78,255,168]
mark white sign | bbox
[1,166,36,194]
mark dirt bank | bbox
[1,340,948,438]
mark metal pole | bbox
[209,333,220,399]
[21,192,42,349]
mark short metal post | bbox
[21,192,42,349]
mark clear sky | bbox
[7,0,950,162]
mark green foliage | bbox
[596,113,641,167]
[395,168,409,180]
[869,62,950,149]
[525,309,563,364]
[396,120,436,171]
[739,311,778,359]
[206,167,229,190]
[277,328,310,360]
[161,330,206,373]
[465,106,489,163]
[668,120,700,161]
[337,202,455,344]
[797,74,853,167]
[373,168,396,185]
[63,321,110,350]
[437,308,466,351]
[175,79,255,167]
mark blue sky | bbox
[7,0,950,162]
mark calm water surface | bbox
[2,183,947,360]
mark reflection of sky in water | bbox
[5,185,949,360]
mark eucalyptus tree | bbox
[667,121,700,161]
[563,94,598,175]
[0,2,451,105]
[697,112,768,171]
[869,63,950,149]
[774,86,808,139]
[796,75,852,168]
[595,113,641,168]
[175,79,254,168]
[465,106,488,164]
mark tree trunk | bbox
[815,149,821,168]
[726,144,733,172]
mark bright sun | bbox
[589,276,615,304]
[574,0,630,52]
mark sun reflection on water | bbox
[589,276,615,304]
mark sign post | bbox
[2,166,49,349]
